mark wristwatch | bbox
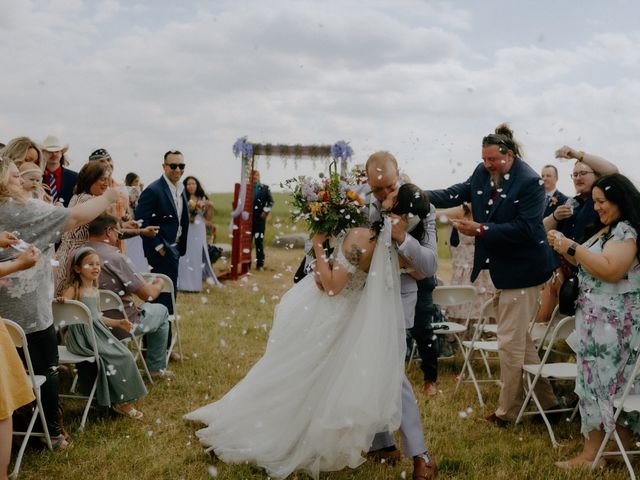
[567,241,578,257]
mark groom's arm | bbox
[397,205,438,278]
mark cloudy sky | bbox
[2,0,639,195]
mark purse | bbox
[558,273,579,315]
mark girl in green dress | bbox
[59,247,147,419]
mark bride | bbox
[184,184,428,479]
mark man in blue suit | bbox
[427,124,558,425]
[41,135,78,207]
[135,151,190,360]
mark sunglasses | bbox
[482,134,509,149]
[165,163,186,170]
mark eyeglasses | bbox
[570,170,594,179]
[165,163,186,170]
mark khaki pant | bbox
[494,285,557,421]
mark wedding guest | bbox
[537,148,618,323]
[541,165,567,218]
[251,170,274,271]
[427,124,558,426]
[19,162,52,202]
[123,172,148,273]
[0,156,120,448]
[59,247,147,419]
[41,135,77,207]
[135,151,189,361]
[55,161,112,295]
[0,231,38,479]
[178,176,219,291]
[87,214,171,378]
[365,153,438,480]
[548,173,640,470]
[0,136,43,169]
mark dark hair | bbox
[88,213,118,237]
[164,150,182,161]
[183,176,208,200]
[74,161,110,195]
[124,172,139,186]
[542,164,558,177]
[482,123,522,157]
[593,173,640,262]
[372,183,430,241]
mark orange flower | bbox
[309,202,323,217]
[346,190,364,206]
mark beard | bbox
[490,172,503,188]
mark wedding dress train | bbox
[184,220,405,479]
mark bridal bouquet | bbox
[283,172,368,237]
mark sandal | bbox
[41,433,71,450]
[112,404,144,420]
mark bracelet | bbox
[577,150,585,162]
[552,211,559,221]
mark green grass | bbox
[13,247,635,480]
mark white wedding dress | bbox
[184,219,406,479]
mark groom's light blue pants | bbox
[370,374,426,457]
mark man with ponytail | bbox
[427,124,558,426]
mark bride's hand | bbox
[311,232,329,247]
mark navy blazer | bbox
[428,158,554,289]
[43,167,78,207]
[543,189,568,218]
[252,183,274,230]
[135,176,190,259]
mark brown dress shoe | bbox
[413,453,438,479]
[478,413,510,428]
[366,447,402,465]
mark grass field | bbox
[14,242,636,479]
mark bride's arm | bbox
[311,233,351,296]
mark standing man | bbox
[427,124,558,425]
[135,150,189,361]
[41,135,78,207]
[541,165,567,218]
[365,151,438,480]
[251,170,274,271]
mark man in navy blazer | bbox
[41,135,78,207]
[135,151,189,358]
[541,164,568,218]
[427,125,558,425]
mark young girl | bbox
[59,247,147,419]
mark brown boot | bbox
[413,452,438,480]
[423,381,438,398]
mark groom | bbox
[365,151,438,480]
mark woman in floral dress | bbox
[548,173,640,470]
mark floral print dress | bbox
[575,220,640,435]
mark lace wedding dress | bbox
[184,219,405,479]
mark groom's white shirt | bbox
[366,192,438,328]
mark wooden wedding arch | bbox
[222,137,353,280]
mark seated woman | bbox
[59,247,147,419]
[548,173,640,469]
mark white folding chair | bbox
[141,272,181,363]
[454,297,501,407]
[52,300,100,431]
[515,315,578,447]
[530,305,563,355]
[592,343,640,477]
[408,285,479,367]
[3,319,52,479]
[99,289,153,384]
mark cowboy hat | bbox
[41,135,69,153]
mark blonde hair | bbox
[0,137,43,170]
[0,156,26,204]
[68,248,100,304]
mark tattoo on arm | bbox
[345,244,363,267]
